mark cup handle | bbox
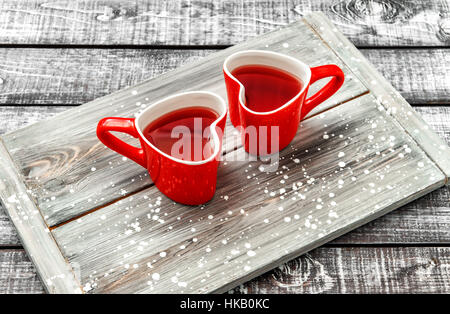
[97,117,146,168]
[301,65,345,119]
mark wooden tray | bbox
[0,12,448,294]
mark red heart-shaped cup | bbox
[97,91,227,205]
[223,50,344,155]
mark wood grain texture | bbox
[1,21,367,227]
[231,247,450,294]
[0,140,81,293]
[3,247,450,294]
[0,0,448,46]
[0,105,448,247]
[304,12,450,183]
[51,94,445,293]
[0,48,447,105]
[0,250,45,294]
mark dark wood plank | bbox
[232,247,450,293]
[0,0,448,46]
[3,247,449,294]
[0,48,447,105]
[0,106,449,246]
[0,250,44,294]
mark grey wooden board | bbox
[304,12,450,182]
[0,48,448,105]
[1,20,367,227]
[0,0,448,46]
[1,106,449,247]
[3,246,450,294]
[52,93,446,293]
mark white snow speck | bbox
[152,273,160,280]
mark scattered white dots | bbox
[284,217,291,223]
[338,161,346,168]
[247,250,256,257]
[91,167,96,172]
[282,43,289,48]
[418,162,424,168]
[152,273,160,281]
[159,252,167,258]
[338,152,345,158]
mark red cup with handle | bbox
[97,91,227,205]
[223,50,344,155]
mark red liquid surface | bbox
[143,106,219,161]
[231,65,303,112]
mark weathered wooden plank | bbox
[305,12,450,184]
[51,94,445,293]
[232,247,450,294]
[0,49,211,105]
[0,250,45,294]
[0,0,448,46]
[0,106,448,247]
[0,140,81,293]
[362,49,450,105]
[3,247,449,294]
[331,185,450,245]
[0,48,447,105]
[2,183,448,247]
[1,22,367,227]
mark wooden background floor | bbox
[0,0,449,293]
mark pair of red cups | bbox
[97,50,344,205]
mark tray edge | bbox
[0,137,82,294]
